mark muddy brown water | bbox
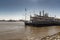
[0,22,60,40]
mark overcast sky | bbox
[0,0,60,20]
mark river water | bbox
[0,22,60,40]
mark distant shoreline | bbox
[0,20,25,22]
[0,21,23,22]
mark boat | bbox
[25,10,60,26]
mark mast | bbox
[30,12,31,21]
[25,8,27,22]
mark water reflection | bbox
[25,26,60,40]
[0,22,60,40]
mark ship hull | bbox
[25,21,60,27]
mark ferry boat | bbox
[25,10,60,26]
